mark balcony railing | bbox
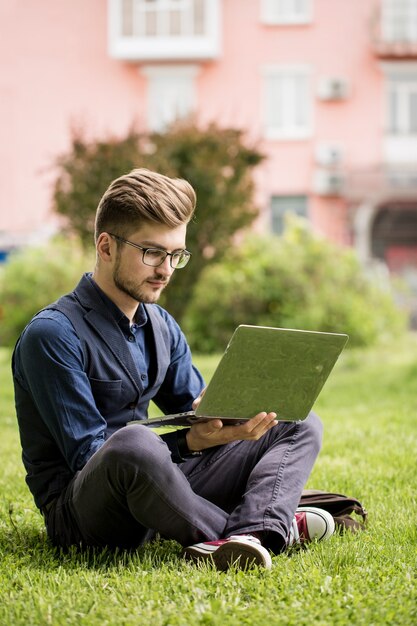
[345,165,417,201]
[108,0,221,61]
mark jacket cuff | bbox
[161,429,203,463]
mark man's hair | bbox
[94,168,196,241]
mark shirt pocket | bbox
[88,377,123,415]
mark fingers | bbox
[187,412,278,452]
[192,387,207,410]
[237,412,278,439]
[186,418,224,452]
[196,418,224,436]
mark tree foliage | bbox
[52,121,264,321]
[53,127,141,247]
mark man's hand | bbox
[185,411,278,452]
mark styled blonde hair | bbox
[94,168,196,241]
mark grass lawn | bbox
[0,335,416,625]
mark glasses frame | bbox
[108,233,191,269]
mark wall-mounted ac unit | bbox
[315,143,344,166]
[317,77,350,101]
[313,169,345,196]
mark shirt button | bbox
[141,374,147,381]
[128,335,135,342]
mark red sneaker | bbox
[288,507,335,546]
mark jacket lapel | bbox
[144,304,170,389]
[75,275,143,394]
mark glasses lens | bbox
[142,248,191,269]
[143,249,167,267]
[172,251,191,269]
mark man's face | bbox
[112,223,188,304]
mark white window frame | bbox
[383,63,417,135]
[381,0,417,43]
[382,62,417,163]
[388,80,417,134]
[108,0,221,60]
[260,0,313,25]
[142,64,199,132]
[262,65,313,140]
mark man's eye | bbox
[146,249,166,260]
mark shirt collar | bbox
[86,273,148,329]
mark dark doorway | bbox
[371,203,417,272]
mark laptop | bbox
[131,325,348,428]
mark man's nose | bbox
[158,256,175,276]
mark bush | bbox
[0,237,94,346]
[182,220,407,353]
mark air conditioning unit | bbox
[317,77,350,101]
[315,143,344,166]
[313,169,345,196]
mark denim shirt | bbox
[12,274,205,508]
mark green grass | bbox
[0,337,416,626]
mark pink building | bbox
[1,0,417,283]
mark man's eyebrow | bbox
[139,240,185,251]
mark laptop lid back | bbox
[195,325,348,421]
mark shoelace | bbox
[203,534,261,547]
[227,534,261,545]
[288,516,301,545]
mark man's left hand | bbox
[185,411,278,452]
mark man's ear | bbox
[96,232,115,263]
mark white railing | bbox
[108,0,221,60]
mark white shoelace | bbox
[226,534,261,545]
[288,516,300,545]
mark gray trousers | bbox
[44,413,322,553]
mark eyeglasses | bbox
[108,233,191,269]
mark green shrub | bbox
[183,219,407,353]
[0,237,94,346]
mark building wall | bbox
[0,0,415,268]
[0,0,144,240]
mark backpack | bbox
[299,489,368,532]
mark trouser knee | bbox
[102,425,172,474]
[302,411,323,453]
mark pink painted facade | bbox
[1,0,417,277]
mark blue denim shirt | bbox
[12,274,205,508]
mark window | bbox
[108,0,220,60]
[382,64,417,162]
[261,0,313,25]
[270,195,308,234]
[262,66,312,139]
[386,71,417,135]
[142,65,198,131]
[382,0,417,43]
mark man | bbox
[12,168,334,571]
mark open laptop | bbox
[131,325,348,428]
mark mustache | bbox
[150,273,169,283]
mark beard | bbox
[113,257,168,304]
